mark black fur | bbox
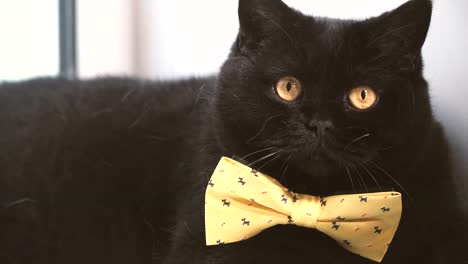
[1,0,467,263]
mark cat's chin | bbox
[289,154,337,178]
[272,151,376,195]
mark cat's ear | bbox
[238,0,295,50]
[368,0,433,55]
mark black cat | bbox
[0,0,466,263]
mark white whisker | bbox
[369,161,414,203]
[246,114,282,144]
[344,133,371,150]
[358,161,382,191]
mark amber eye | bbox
[275,76,302,102]
[348,86,378,110]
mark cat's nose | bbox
[305,119,334,137]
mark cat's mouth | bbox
[272,145,366,193]
[276,147,388,195]
[287,138,377,175]
[241,135,379,194]
[289,150,338,178]
[243,147,384,195]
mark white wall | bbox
[423,0,468,203]
[77,0,136,78]
[134,0,239,79]
[135,0,409,79]
[0,0,59,81]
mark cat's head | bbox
[213,0,433,193]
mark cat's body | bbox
[1,0,467,263]
[0,77,214,263]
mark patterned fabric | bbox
[205,157,402,263]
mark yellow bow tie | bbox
[205,157,402,262]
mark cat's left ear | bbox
[367,0,433,56]
[238,0,296,51]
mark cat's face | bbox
[214,0,433,193]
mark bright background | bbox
[0,0,467,206]
[0,1,58,80]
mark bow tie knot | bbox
[289,193,321,229]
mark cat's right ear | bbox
[238,0,294,51]
[367,0,433,58]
